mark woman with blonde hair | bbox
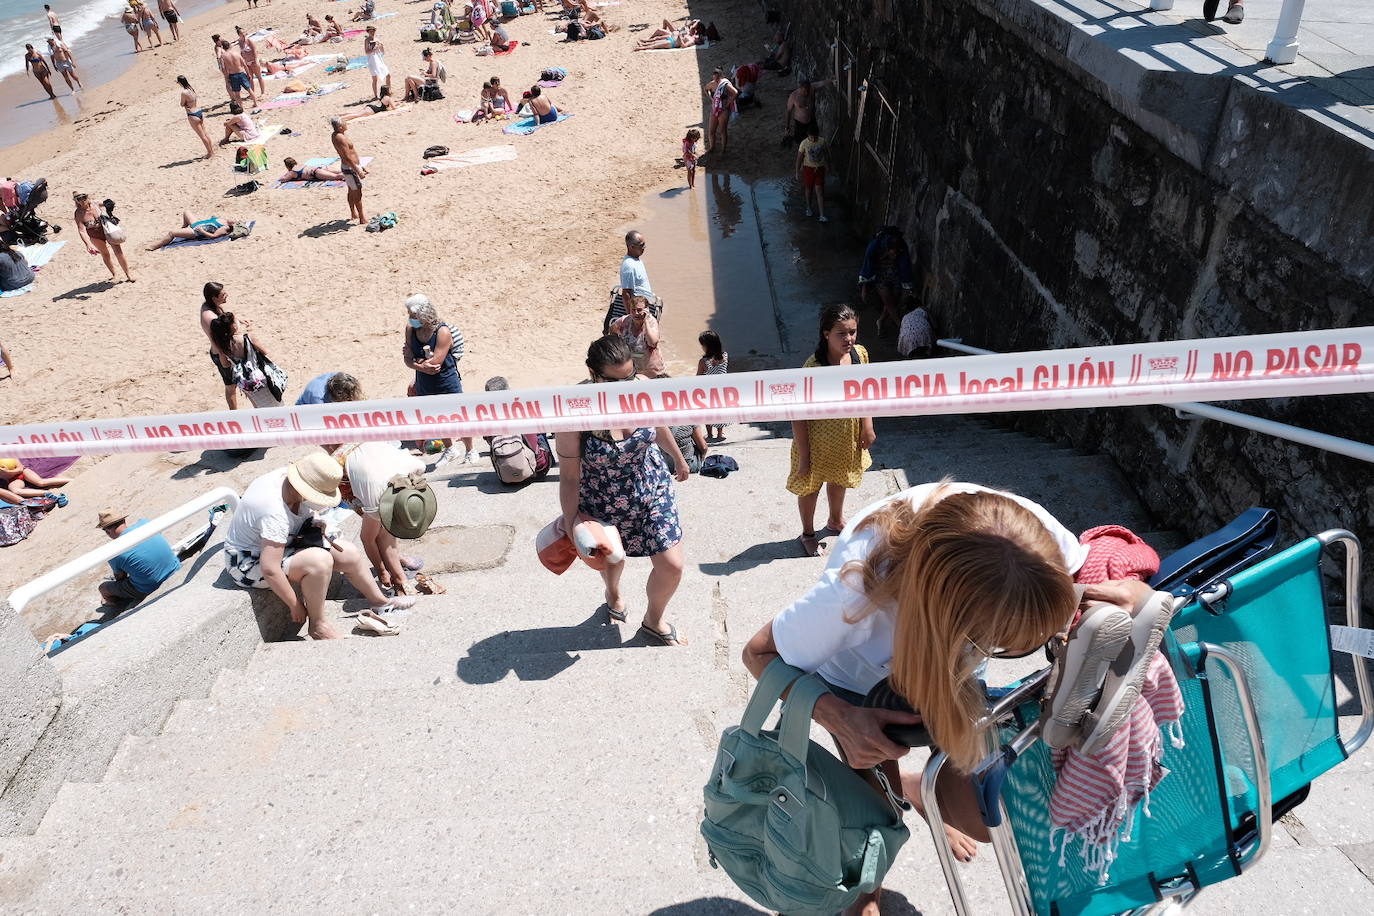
[73,192,133,283]
[742,481,1144,916]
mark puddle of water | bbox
[623,174,783,377]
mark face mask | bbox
[408,318,423,328]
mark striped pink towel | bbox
[1050,527,1186,883]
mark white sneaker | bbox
[464,450,482,464]
[434,446,464,467]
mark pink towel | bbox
[1050,527,1185,883]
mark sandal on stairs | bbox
[353,610,400,637]
[639,622,686,646]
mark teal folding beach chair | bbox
[923,513,1374,915]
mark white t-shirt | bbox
[770,483,1088,696]
[619,255,652,298]
[224,467,316,553]
[344,442,425,517]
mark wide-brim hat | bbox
[96,508,127,530]
[286,453,343,506]
[379,471,437,539]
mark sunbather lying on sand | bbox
[337,86,408,121]
[264,55,312,73]
[633,19,701,50]
[0,457,70,503]
[146,212,239,250]
[280,156,343,181]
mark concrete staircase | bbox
[3,416,1371,914]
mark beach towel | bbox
[247,27,275,41]
[325,56,369,73]
[491,39,519,55]
[1049,527,1185,884]
[644,40,711,52]
[24,456,79,478]
[162,220,256,249]
[0,241,66,298]
[260,82,347,109]
[502,111,573,135]
[427,145,518,170]
[266,62,319,79]
[272,157,373,188]
[536,78,565,88]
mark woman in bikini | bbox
[146,212,238,250]
[703,67,738,154]
[73,191,133,282]
[121,6,143,52]
[633,18,699,50]
[23,44,56,99]
[134,0,163,47]
[278,157,345,182]
[337,86,406,122]
[177,76,215,159]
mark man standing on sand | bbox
[120,6,143,52]
[331,117,367,225]
[46,36,82,91]
[783,77,830,147]
[44,4,62,38]
[158,0,181,41]
[607,230,653,333]
[218,38,256,108]
[235,26,264,95]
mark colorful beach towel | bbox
[325,56,369,73]
[643,40,711,52]
[162,220,256,249]
[427,145,517,170]
[0,241,66,298]
[491,39,520,55]
[272,157,373,189]
[502,111,573,135]
[25,456,79,478]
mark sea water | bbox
[0,0,132,81]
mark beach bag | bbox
[490,434,537,484]
[0,505,39,547]
[702,659,911,915]
[255,345,288,401]
[540,67,566,82]
[100,216,127,245]
[423,145,450,158]
[565,19,582,39]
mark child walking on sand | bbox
[696,329,728,441]
[682,128,701,189]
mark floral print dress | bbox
[579,427,682,557]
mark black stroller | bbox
[1,178,60,247]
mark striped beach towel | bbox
[1049,526,1185,883]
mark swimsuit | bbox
[228,72,251,92]
[26,54,49,77]
[191,217,223,238]
[163,9,178,22]
[81,213,106,242]
[54,59,73,72]
[537,104,558,124]
[125,22,137,34]
[141,15,156,28]
[187,108,203,119]
[341,166,363,190]
[666,33,678,48]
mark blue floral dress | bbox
[579,427,682,557]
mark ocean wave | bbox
[0,0,131,80]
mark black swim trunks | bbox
[163,10,178,22]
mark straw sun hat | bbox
[96,509,128,530]
[287,453,343,506]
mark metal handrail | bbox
[937,338,1374,464]
[7,487,238,615]
[1148,0,1306,65]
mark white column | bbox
[1265,0,1307,64]
[1150,0,1176,10]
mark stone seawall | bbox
[778,0,1374,582]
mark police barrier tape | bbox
[2,328,1371,459]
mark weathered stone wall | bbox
[779,0,1374,586]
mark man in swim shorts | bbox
[46,37,82,91]
[331,117,368,225]
[218,38,257,108]
[159,0,182,41]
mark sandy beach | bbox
[0,0,810,638]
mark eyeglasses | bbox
[596,367,636,382]
[967,636,1041,660]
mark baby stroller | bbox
[1,177,60,247]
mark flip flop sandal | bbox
[401,556,425,572]
[55,493,69,508]
[639,622,684,646]
[797,533,821,557]
[415,574,446,595]
[602,602,627,623]
[353,611,400,636]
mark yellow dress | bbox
[787,345,872,496]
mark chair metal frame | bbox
[922,529,1373,916]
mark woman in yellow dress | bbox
[787,304,876,556]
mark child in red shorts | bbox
[794,121,828,222]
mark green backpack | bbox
[701,659,911,915]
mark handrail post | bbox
[7,487,238,616]
[1265,0,1307,64]
[1150,0,1176,10]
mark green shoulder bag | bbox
[701,659,910,915]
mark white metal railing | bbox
[1150,0,1307,65]
[8,487,238,616]
[937,338,1374,464]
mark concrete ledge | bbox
[0,536,272,836]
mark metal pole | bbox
[1150,0,1176,10]
[1265,0,1307,64]
[8,487,238,615]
